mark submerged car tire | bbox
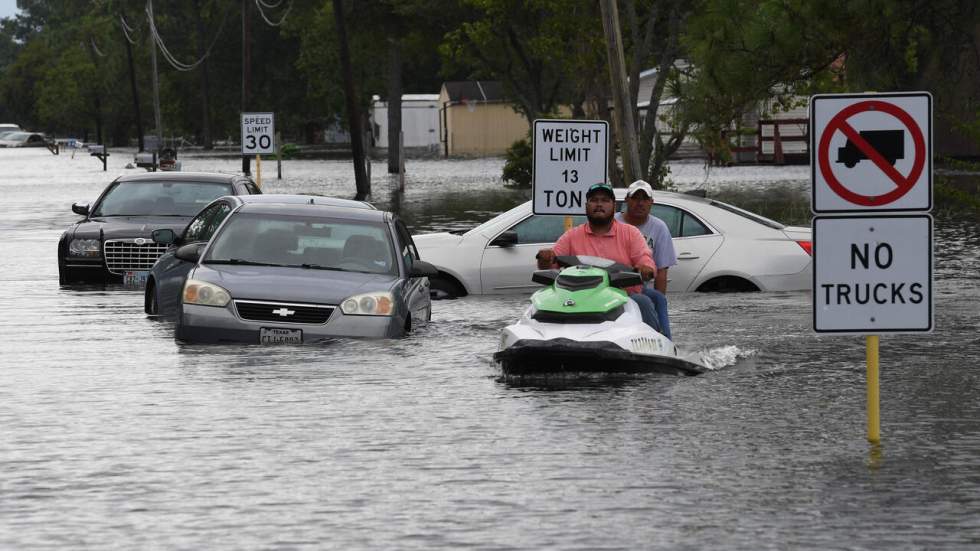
[429,275,464,300]
[696,276,759,293]
[145,280,159,315]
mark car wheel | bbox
[696,276,759,293]
[145,281,159,315]
[429,276,463,300]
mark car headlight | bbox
[69,238,101,257]
[340,292,393,316]
[182,279,231,307]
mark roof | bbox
[238,202,389,223]
[116,171,244,184]
[441,81,505,103]
[235,194,376,210]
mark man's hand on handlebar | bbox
[638,264,657,282]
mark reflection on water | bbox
[2,148,980,549]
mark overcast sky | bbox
[0,0,20,20]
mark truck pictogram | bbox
[836,130,904,168]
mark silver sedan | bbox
[173,202,437,344]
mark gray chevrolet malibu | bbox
[172,202,437,344]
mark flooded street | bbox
[2,147,979,549]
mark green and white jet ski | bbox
[493,256,706,376]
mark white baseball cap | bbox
[626,179,654,199]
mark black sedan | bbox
[58,171,261,284]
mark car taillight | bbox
[796,240,812,255]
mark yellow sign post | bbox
[256,154,262,189]
[866,335,880,444]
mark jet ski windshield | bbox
[556,273,604,291]
[555,255,634,273]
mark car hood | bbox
[412,231,464,248]
[69,216,191,240]
[191,264,400,305]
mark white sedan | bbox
[413,189,812,298]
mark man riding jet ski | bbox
[493,255,705,376]
[494,183,704,375]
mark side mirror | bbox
[175,242,204,263]
[410,259,439,278]
[151,228,177,245]
[490,230,518,247]
[609,272,643,288]
[71,203,90,216]
[531,269,558,286]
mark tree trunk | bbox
[386,39,402,174]
[195,0,212,149]
[333,0,370,200]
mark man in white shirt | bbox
[615,180,677,338]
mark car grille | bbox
[234,300,335,324]
[103,239,169,274]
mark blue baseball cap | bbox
[585,182,615,199]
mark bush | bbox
[279,143,300,160]
[502,137,532,188]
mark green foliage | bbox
[502,137,531,188]
[279,142,299,160]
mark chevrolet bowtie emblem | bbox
[134,238,146,245]
[271,307,295,317]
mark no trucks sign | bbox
[532,119,608,215]
[810,93,932,213]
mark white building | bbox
[370,94,441,150]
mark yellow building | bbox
[439,81,529,157]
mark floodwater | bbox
[2,147,979,549]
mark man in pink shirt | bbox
[536,182,662,332]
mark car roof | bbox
[236,202,389,222]
[115,171,243,184]
[233,194,376,210]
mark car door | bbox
[480,213,586,294]
[394,220,431,324]
[156,201,234,313]
[652,203,723,292]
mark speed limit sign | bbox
[241,112,275,155]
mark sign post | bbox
[242,112,275,188]
[810,92,933,445]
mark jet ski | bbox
[493,256,706,376]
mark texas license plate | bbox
[123,270,148,287]
[260,327,303,345]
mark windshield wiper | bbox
[204,258,284,267]
[294,263,351,272]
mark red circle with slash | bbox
[818,100,926,206]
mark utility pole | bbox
[241,0,251,174]
[194,0,212,149]
[333,0,370,200]
[121,15,144,152]
[599,0,641,185]
[147,0,163,148]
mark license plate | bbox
[260,327,303,345]
[123,271,148,286]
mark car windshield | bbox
[204,213,396,275]
[92,181,234,217]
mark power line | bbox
[145,0,233,72]
[254,0,292,27]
